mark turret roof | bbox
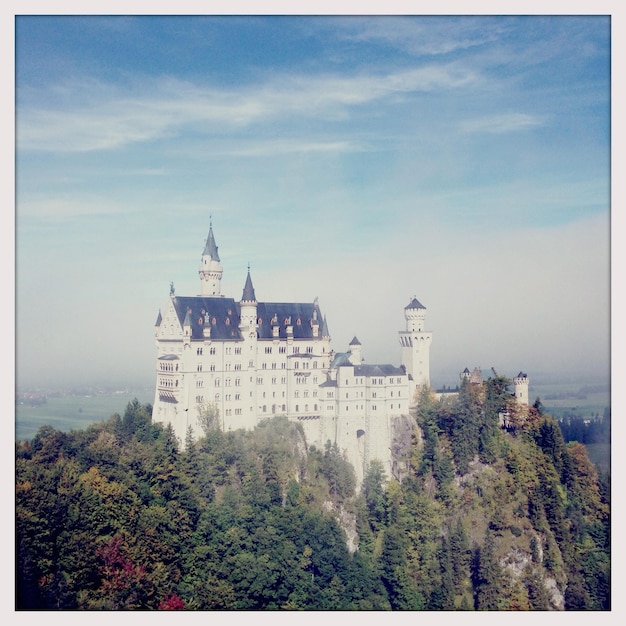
[241,270,256,302]
[202,224,220,261]
[155,310,162,326]
[349,336,361,346]
[405,297,426,310]
[321,315,330,337]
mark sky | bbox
[13,11,613,390]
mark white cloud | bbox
[17,64,480,153]
[332,16,508,57]
[459,113,543,134]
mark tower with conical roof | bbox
[198,221,223,296]
[239,267,258,332]
[399,296,432,395]
[348,336,362,365]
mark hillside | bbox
[16,380,610,610]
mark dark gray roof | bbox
[353,364,406,377]
[173,296,242,341]
[202,225,220,261]
[349,336,361,346]
[155,310,162,326]
[405,297,426,310]
[256,302,324,340]
[241,270,256,302]
[171,296,325,341]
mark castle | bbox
[152,223,433,484]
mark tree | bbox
[472,530,505,610]
[362,460,386,531]
[197,401,221,435]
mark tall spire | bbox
[203,220,220,261]
[199,219,223,296]
[241,266,256,302]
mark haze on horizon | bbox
[15,15,611,392]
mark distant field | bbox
[15,390,153,442]
[531,383,609,420]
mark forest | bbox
[15,376,610,610]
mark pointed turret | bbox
[203,224,220,261]
[322,315,330,339]
[241,267,257,303]
[348,336,362,365]
[199,220,224,296]
[155,310,162,327]
[239,267,258,331]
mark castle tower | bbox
[239,267,258,331]
[513,371,529,405]
[198,222,223,296]
[399,296,432,392]
[348,336,362,365]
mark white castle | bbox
[152,223,433,484]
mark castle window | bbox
[215,379,220,387]
[210,347,216,355]
[197,347,203,356]
[295,404,299,412]
[210,364,215,371]
[235,347,242,355]
[235,378,240,386]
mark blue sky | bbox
[14,13,612,389]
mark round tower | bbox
[198,222,223,296]
[399,296,432,390]
[513,371,529,405]
[348,336,362,365]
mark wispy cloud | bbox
[331,16,509,57]
[459,113,544,134]
[17,64,480,153]
[18,196,132,219]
